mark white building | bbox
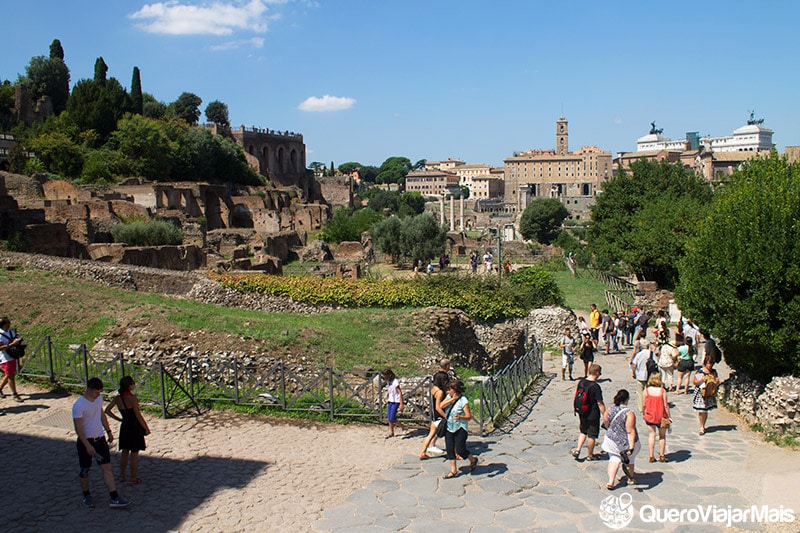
[636,114,773,153]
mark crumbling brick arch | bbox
[290,149,299,174]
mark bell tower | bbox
[556,115,568,155]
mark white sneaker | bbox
[427,446,445,455]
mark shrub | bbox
[508,267,564,308]
[112,218,183,246]
[215,269,563,321]
[675,152,800,381]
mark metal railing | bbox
[18,335,542,436]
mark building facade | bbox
[503,117,612,214]
[404,169,460,197]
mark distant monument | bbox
[649,121,664,135]
[747,110,764,126]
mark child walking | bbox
[381,368,405,438]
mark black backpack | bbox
[645,350,658,377]
[1,330,25,360]
[573,379,592,416]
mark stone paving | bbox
[312,349,800,532]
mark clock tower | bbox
[556,115,568,155]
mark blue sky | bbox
[3,1,798,167]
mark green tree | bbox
[94,57,108,83]
[338,162,359,175]
[176,127,262,185]
[519,197,569,244]
[130,67,143,115]
[170,92,202,125]
[28,132,84,179]
[375,156,411,184]
[319,207,382,244]
[142,92,166,119]
[205,100,229,126]
[109,114,175,181]
[398,191,425,217]
[22,54,70,115]
[399,213,447,262]
[112,218,183,246]
[80,148,134,184]
[359,165,379,183]
[49,39,65,60]
[65,77,130,142]
[371,215,403,262]
[588,159,713,287]
[675,152,800,381]
[365,188,399,213]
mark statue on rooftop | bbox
[649,121,663,135]
[747,110,764,125]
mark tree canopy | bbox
[675,152,800,381]
[205,100,229,126]
[372,212,446,264]
[375,156,412,184]
[170,92,202,125]
[588,159,713,287]
[519,197,569,244]
[23,54,70,115]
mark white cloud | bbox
[298,95,356,112]
[130,0,284,36]
[210,37,264,50]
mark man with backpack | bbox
[631,339,657,413]
[572,364,605,461]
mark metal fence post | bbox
[46,335,54,383]
[328,368,334,420]
[82,343,89,385]
[119,352,125,377]
[233,357,240,404]
[159,362,168,419]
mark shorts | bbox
[590,328,600,341]
[677,359,694,372]
[579,415,600,439]
[77,437,112,469]
[562,353,574,368]
[387,402,400,423]
[0,359,17,377]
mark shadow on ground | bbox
[0,429,268,533]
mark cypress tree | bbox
[130,66,143,115]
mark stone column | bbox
[459,195,464,231]
[449,195,455,231]
[439,195,445,226]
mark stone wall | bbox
[720,372,800,437]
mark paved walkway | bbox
[2,346,798,532]
[312,350,800,532]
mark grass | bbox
[550,268,613,314]
[1,267,432,374]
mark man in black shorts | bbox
[572,364,606,461]
[73,377,130,508]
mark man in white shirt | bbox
[631,340,654,413]
[73,377,130,509]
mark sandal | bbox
[442,471,459,479]
[658,455,668,463]
[117,475,125,483]
[648,457,656,463]
[469,456,478,472]
[606,483,615,490]
[571,449,580,459]
[699,429,705,435]
[585,454,600,461]
[130,478,143,485]
[419,454,432,460]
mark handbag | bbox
[660,417,671,430]
[435,405,453,438]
